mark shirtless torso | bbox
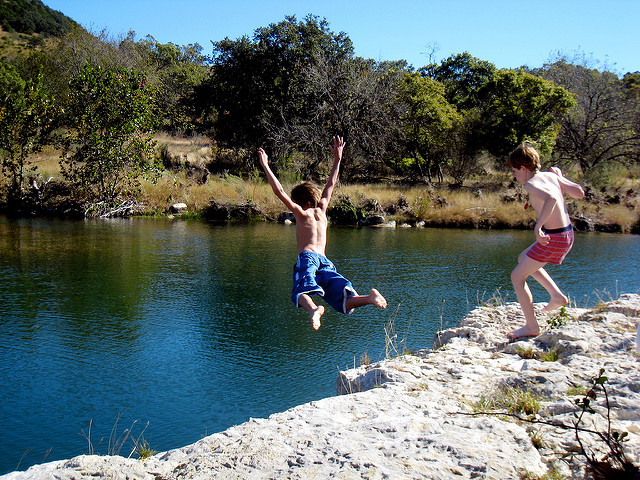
[294,207,328,255]
[524,171,572,230]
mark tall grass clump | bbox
[473,386,542,415]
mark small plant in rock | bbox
[539,346,563,362]
[567,385,587,397]
[384,304,409,359]
[515,345,562,362]
[572,368,639,480]
[519,469,566,480]
[474,386,541,416]
[135,438,157,460]
[529,427,546,450]
[478,287,510,308]
[411,382,429,392]
[360,351,371,366]
[516,345,539,359]
[546,306,571,329]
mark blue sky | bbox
[43,0,639,74]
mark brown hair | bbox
[507,142,541,171]
[291,182,321,208]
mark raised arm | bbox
[550,166,585,199]
[318,136,345,212]
[258,148,301,214]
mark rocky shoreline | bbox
[3,294,639,480]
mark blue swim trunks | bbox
[291,251,357,314]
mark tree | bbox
[61,63,159,202]
[420,53,498,182]
[476,69,575,158]
[204,15,354,149]
[542,61,640,179]
[394,72,461,182]
[131,36,209,134]
[623,72,640,102]
[266,56,407,181]
[421,52,497,111]
[0,61,55,203]
[0,0,76,36]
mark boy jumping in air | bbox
[258,136,387,330]
[507,142,585,340]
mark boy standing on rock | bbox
[258,136,387,330]
[507,142,585,340]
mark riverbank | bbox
[12,135,640,232]
[4,294,639,479]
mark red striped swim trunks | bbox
[526,225,574,265]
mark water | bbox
[0,217,638,474]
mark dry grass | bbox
[19,135,640,230]
[140,172,282,214]
[583,203,639,232]
[26,145,63,179]
[337,184,537,227]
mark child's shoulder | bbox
[526,171,562,193]
[530,170,559,183]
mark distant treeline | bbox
[0,5,639,211]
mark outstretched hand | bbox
[257,147,268,168]
[329,136,345,159]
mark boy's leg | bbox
[297,293,325,330]
[509,254,547,339]
[530,267,568,312]
[345,289,387,310]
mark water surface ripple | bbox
[1,217,638,474]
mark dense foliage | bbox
[0,6,638,214]
[0,0,75,36]
[59,63,159,201]
[0,62,54,202]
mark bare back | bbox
[294,207,328,255]
[524,171,571,229]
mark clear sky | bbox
[43,0,639,74]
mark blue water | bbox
[0,217,638,474]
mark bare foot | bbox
[370,289,387,309]
[311,306,325,330]
[507,325,540,341]
[541,294,568,312]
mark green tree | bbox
[421,52,497,111]
[476,69,575,158]
[121,35,210,134]
[204,15,354,149]
[0,61,55,203]
[61,63,159,202]
[395,72,461,181]
[421,53,498,182]
[623,72,640,102]
[22,26,124,107]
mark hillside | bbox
[0,0,75,36]
[0,0,76,54]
